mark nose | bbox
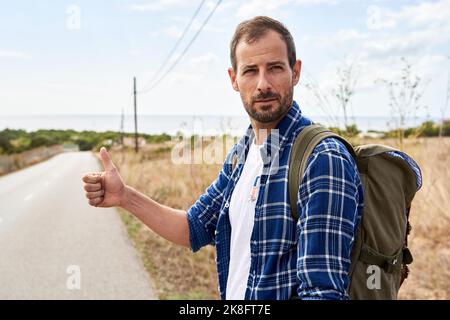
[256,71,272,93]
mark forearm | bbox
[120,185,190,248]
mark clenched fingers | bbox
[84,182,101,192]
[82,172,102,184]
[89,196,104,207]
[85,189,105,199]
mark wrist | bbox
[119,184,133,209]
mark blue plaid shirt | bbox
[187,101,419,300]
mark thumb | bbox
[100,147,115,171]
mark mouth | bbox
[254,98,278,103]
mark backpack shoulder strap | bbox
[288,124,355,220]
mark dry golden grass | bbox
[111,142,221,299]
[110,137,450,300]
[394,138,450,299]
[345,136,450,299]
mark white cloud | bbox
[362,54,446,88]
[301,53,445,120]
[237,0,290,18]
[396,0,450,28]
[307,52,448,118]
[320,1,450,61]
[165,25,183,38]
[326,29,368,47]
[168,17,227,33]
[188,52,221,69]
[294,0,339,4]
[0,50,30,59]
[236,0,339,18]
[190,18,227,33]
[361,27,450,60]
[129,0,191,11]
[366,0,450,30]
[414,54,449,80]
[206,0,238,12]
[365,5,396,30]
[303,1,450,118]
[166,52,221,84]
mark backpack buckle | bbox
[384,247,412,273]
[384,260,397,273]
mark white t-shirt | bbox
[226,140,264,300]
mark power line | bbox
[138,0,222,94]
[138,0,207,93]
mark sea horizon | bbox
[0,114,438,136]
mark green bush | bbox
[76,137,99,151]
[145,133,172,144]
[328,124,361,138]
[397,120,449,138]
[30,135,57,148]
[440,120,450,136]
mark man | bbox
[82,16,363,300]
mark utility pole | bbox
[133,76,139,153]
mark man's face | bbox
[228,30,301,124]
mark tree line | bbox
[0,128,172,155]
[1,120,448,156]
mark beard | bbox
[242,87,293,124]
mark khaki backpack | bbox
[289,124,420,299]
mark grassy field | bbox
[396,138,450,299]
[109,137,450,300]
[113,141,221,299]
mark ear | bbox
[292,59,302,86]
[228,67,239,92]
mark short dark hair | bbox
[230,16,296,72]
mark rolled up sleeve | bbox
[187,150,234,252]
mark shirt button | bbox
[224,202,229,208]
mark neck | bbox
[251,119,279,145]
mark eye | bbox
[270,65,283,71]
[243,69,256,75]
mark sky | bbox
[0,0,449,120]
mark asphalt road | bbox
[0,151,156,299]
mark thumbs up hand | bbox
[82,147,126,208]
